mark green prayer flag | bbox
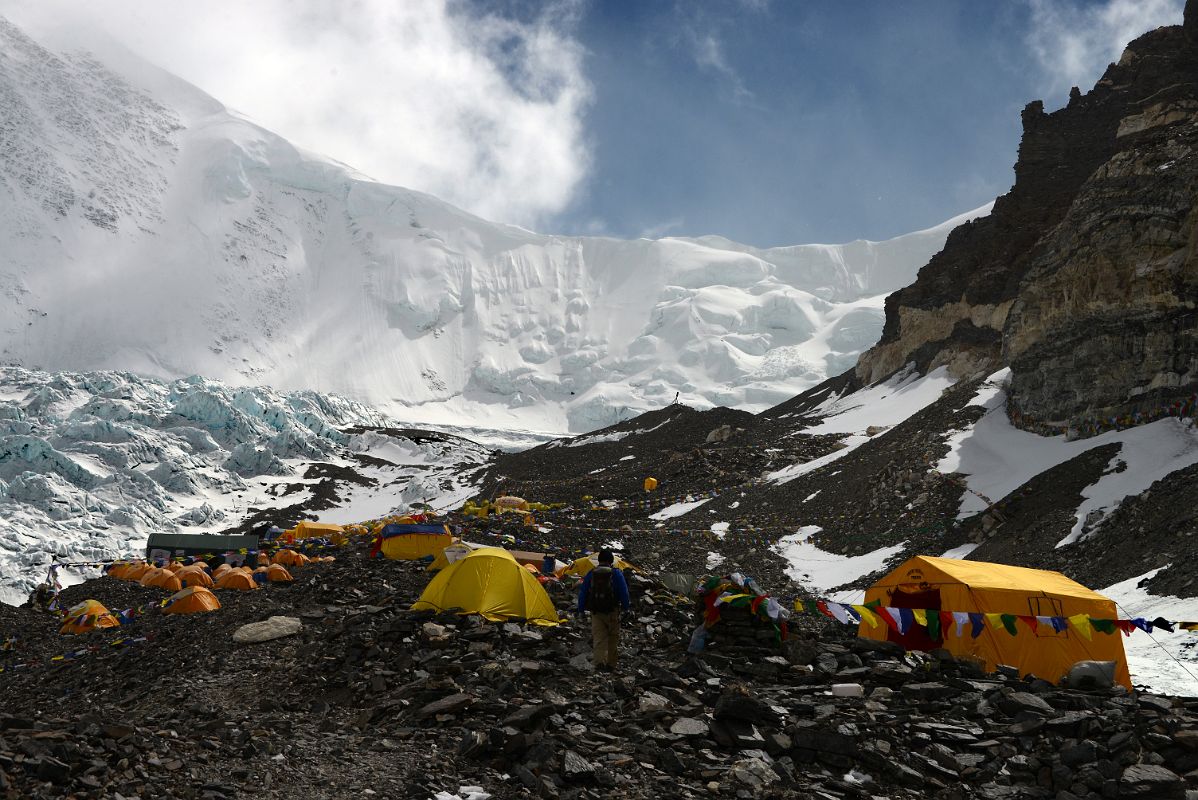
[1091,618,1116,635]
[1000,614,1018,636]
[927,611,941,641]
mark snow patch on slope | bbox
[768,367,957,485]
[1102,570,1198,697]
[938,370,1198,543]
[773,526,907,598]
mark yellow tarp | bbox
[60,600,120,634]
[859,556,1131,689]
[561,555,635,578]
[412,547,560,625]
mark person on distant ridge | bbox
[576,549,631,672]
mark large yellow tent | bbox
[859,556,1131,689]
[163,586,221,615]
[412,547,560,625]
[380,523,453,561]
[282,520,345,544]
[60,600,121,634]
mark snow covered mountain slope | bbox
[0,16,989,435]
[0,366,489,605]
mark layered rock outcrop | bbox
[856,4,1198,434]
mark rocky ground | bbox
[1,543,1197,799]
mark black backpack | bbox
[586,566,617,613]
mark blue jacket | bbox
[577,566,631,613]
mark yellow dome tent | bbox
[162,586,221,615]
[859,556,1131,690]
[60,600,120,635]
[412,547,561,625]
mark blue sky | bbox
[9,0,1184,247]
[551,0,1182,245]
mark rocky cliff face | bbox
[856,4,1198,434]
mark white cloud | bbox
[0,0,592,228]
[638,217,685,239]
[672,3,753,102]
[1025,0,1184,102]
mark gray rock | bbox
[729,756,778,787]
[562,750,595,781]
[416,693,475,719]
[638,691,670,713]
[1119,763,1183,798]
[232,616,302,644]
[670,717,708,737]
[999,691,1053,715]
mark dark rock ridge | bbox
[856,3,1198,434]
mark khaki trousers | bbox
[591,610,620,666]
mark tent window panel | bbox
[1029,596,1066,638]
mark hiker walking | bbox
[576,550,631,671]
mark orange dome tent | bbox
[124,562,152,582]
[164,561,183,573]
[212,564,232,580]
[59,600,120,635]
[273,549,311,567]
[162,586,221,615]
[138,567,167,587]
[107,562,132,580]
[178,567,214,588]
[149,571,183,592]
[215,570,258,591]
[266,564,294,583]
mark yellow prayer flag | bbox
[984,613,1003,630]
[1069,614,1093,640]
[912,609,928,627]
[853,604,879,629]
